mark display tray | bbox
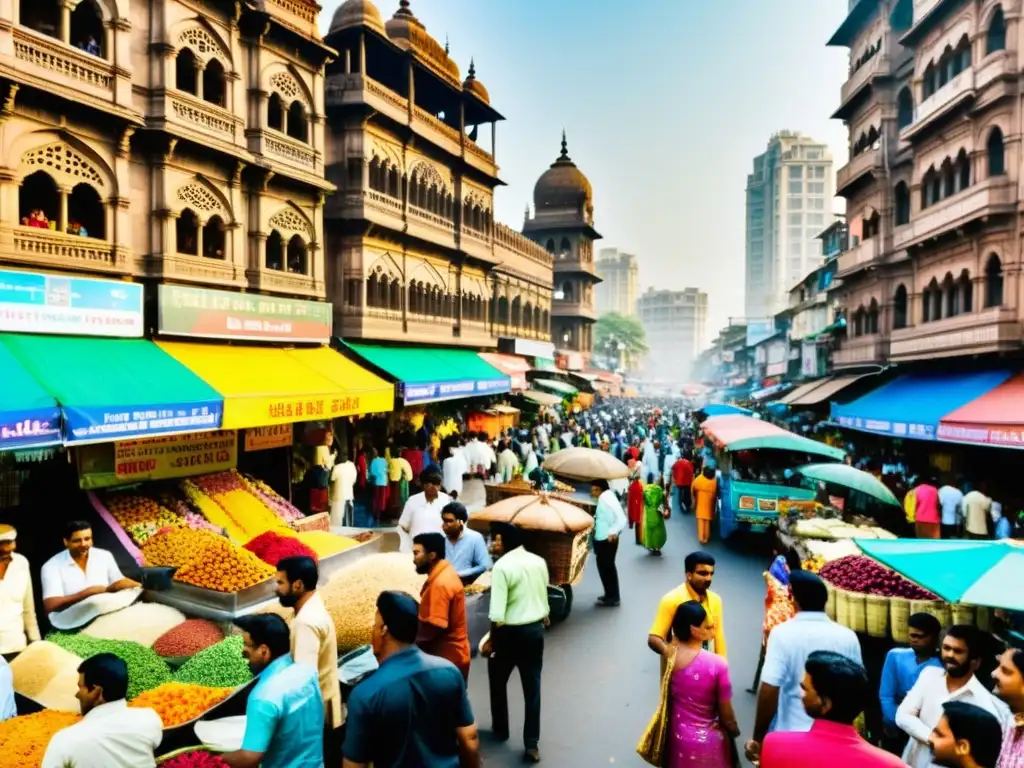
[145,534,387,621]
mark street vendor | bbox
[40,521,140,618]
[0,524,41,658]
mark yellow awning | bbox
[157,342,394,429]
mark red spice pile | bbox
[161,750,229,768]
[152,619,225,658]
[243,531,318,567]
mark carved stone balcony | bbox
[889,307,1022,361]
[246,267,324,299]
[333,189,405,233]
[832,335,889,369]
[837,51,889,113]
[339,304,496,348]
[407,205,456,250]
[150,90,244,151]
[4,226,127,275]
[464,139,497,176]
[459,225,495,265]
[412,105,461,157]
[893,178,1015,250]
[901,68,975,140]
[552,298,598,322]
[836,147,882,196]
[552,255,599,278]
[255,0,321,40]
[836,236,880,277]
[248,129,321,181]
[326,74,409,126]
[147,253,244,289]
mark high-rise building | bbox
[595,249,639,316]
[637,287,708,382]
[745,132,835,320]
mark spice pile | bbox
[0,710,82,768]
[819,555,939,599]
[142,527,225,568]
[244,530,318,567]
[192,471,291,540]
[296,530,358,558]
[129,682,234,727]
[174,635,253,688]
[153,619,225,659]
[241,474,303,522]
[173,538,275,592]
[46,633,172,699]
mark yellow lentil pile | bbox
[295,531,359,558]
[173,538,275,592]
[142,527,225,568]
[0,710,82,768]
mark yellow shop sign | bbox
[78,430,238,489]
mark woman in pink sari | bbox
[667,601,741,767]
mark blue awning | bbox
[830,371,1012,440]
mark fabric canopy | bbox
[520,389,562,407]
[343,343,510,405]
[831,370,1012,440]
[158,342,392,429]
[1,335,223,444]
[700,403,752,417]
[532,378,578,396]
[702,414,846,460]
[778,379,830,405]
[788,374,874,406]
[478,352,531,391]
[938,372,1024,447]
[0,340,61,450]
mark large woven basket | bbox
[835,587,851,628]
[976,606,993,632]
[865,594,890,639]
[890,596,911,643]
[951,603,976,627]
[847,591,867,634]
[485,480,536,507]
[523,529,591,586]
[825,581,837,620]
[910,599,952,629]
[290,512,330,533]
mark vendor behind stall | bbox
[0,524,40,659]
[40,521,140,619]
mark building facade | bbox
[523,133,601,368]
[745,131,835,321]
[322,0,553,350]
[595,248,638,316]
[637,287,707,383]
[0,0,332,296]
[828,0,1021,370]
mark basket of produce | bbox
[847,591,867,633]
[485,477,538,506]
[890,596,911,643]
[290,512,330,533]
[865,594,890,639]
[976,606,993,632]
[468,493,594,586]
[910,598,952,629]
[824,581,836,620]
[835,588,850,627]
[951,603,975,627]
[789,517,896,541]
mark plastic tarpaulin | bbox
[701,414,846,461]
[478,352,531,391]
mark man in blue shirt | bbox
[441,502,492,584]
[879,611,942,755]
[343,591,480,768]
[222,614,324,768]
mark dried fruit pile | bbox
[153,619,225,659]
[129,682,234,728]
[0,710,82,768]
[173,538,275,592]
[244,530,318,567]
[105,493,185,545]
[142,527,225,568]
[174,635,253,688]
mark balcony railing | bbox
[151,253,243,288]
[166,92,239,143]
[552,299,597,322]
[262,132,318,174]
[836,147,882,195]
[413,106,461,155]
[889,307,1022,361]
[246,268,323,299]
[258,0,320,39]
[902,69,975,137]
[836,237,880,276]
[893,178,1015,250]
[13,27,115,97]
[832,336,888,368]
[9,226,124,273]
[975,50,1016,92]
[493,223,552,266]
[840,50,888,107]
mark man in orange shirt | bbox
[691,464,719,545]
[413,532,471,679]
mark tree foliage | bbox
[594,312,648,356]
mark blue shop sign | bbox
[401,377,511,405]
[64,402,224,444]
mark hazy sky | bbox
[320,0,853,339]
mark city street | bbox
[467,504,770,766]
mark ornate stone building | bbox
[524,133,601,368]
[0,0,333,295]
[321,0,553,349]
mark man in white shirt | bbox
[40,521,140,618]
[0,524,41,655]
[442,443,467,500]
[961,487,993,540]
[42,653,162,768]
[329,456,358,528]
[897,624,1010,768]
[0,655,15,721]
[937,482,964,539]
[399,468,451,545]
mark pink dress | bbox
[998,724,1024,768]
[667,650,734,768]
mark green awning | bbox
[0,335,224,444]
[341,342,511,405]
[534,357,558,371]
[532,378,579,396]
[520,389,563,407]
[0,342,61,450]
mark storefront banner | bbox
[936,423,1024,448]
[834,414,935,440]
[78,430,238,489]
[0,269,143,338]
[0,407,62,451]
[401,377,511,405]
[244,424,293,451]
[226,393,386,429]
[158,285,332,343]
[511,338,556,359]
[64,401,223,444]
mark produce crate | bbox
[865,594,890,639]
[848,591,867,634]
[911,598,952,629]
[890,597,911,643]
[835,588,851,628]
[952,603,975,627]
[290,512,330,533]
[825,582,836,620]
[523,529,591,586]
[484,481,595,516]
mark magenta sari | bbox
[666,650,734,768]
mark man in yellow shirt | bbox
[648,551,726,670]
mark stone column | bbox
[60,0,71,44]
[195,61,204,100]
[58,187,68,233]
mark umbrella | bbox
[794,463,900,507]
[855,539,1024,611]
[542,447,630,481]
[468,493,594,534]
[700,403,752,417]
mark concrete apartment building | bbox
[745,132,835,321]
[637,287,708,382]
[595,248,639,316]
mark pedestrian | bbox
[759,651,906,768]
[221,614,323,768]
[640,477,669,556]
[691,464,718,545]
[648,551,727,672]
[412,532,471,680]
[41,654,162,768]
[329,452,357,527]
[0,524,41,659]
[913,477,942,539]
[442,443,467,500]
[748,545,801,693]
[497,440,520,483]
[938,478,965,539]
[482,522,549,763]
[962,485,993,540]
[398,467,451,547]
[441,501,492,584]
[747,571,861,763]
[931,701,1005,768]
[274,556,341,737]
[368,444,390,521]
[671,450,694,515]
[592,479,627,607]
[879,612,943,755]
[992,648,1024,767]
[343,591,481,768]
[627,463,645,545]
[897,624,1011,768]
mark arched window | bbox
[853,307,865,337]
[379,276,389,309]
[176,49,198,96]
[867,299,879,334]
[921,166,939,208]
[368,157,382,192]
[203,59,226,107]
[366,273,379,307]
[286,235,306,274]
[64,183,103,238]
[943,272,960,317]
[287,101,308,143]
[19,0,59,39]
[987,127,1005,176]
[559,237,571,258]
[523,302,534,330]
[176,209,199,255]
[560,281,574,301]
[955,148,970,192]
[70,0,104,57]
[390,279,401,311]
[863,211,881,239]
[407,281,417,314]
[266,230,284,271]
[533,305,542,329]
[388,166,400,198]
[497,295,509,323]
[941,158,955,198]
[987,6,1007,54]
[955,34,972,73]
[923,278,941,322]
[511,296,522,326]
[985,254,1004,307]
[268,93,284,131]
[545,238,555,252]
[19,171,59,229]
[541,309,549,332]
[958,269,973,313]
[923,62,937,99]
[897,87,914,129]
[202,215,225,258]
[893,284,908,329]
[894,182,911,225]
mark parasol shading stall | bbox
[794,463,900,507]
[541,447,630,481]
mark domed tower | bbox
[524,132,602,369]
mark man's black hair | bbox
[945,624,983,660]
[276,556,319,592]
[377,590,418,643]
[908,611,941,637]
[684,551,715,573]
[413,532,446,560]
[64,520,91,539]
[78,653,128,702]
[790,570,828,612]
[234,613,291,658]
[804,651,870,724]
[491,521,524,551]
[441,501,469,523]
[942,701,1003,768]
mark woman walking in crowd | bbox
[641,477,669,557]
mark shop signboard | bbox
[77,430,238,489]
[0,410,61,451]
[511,338,556,359]
[157,285,332,343]
[400,377,511,405]
[244,424,293,451]
[65,400,222,444]
[0,269,143,338]
[833,413,935,440]
[936,423,1024,447]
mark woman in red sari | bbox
[627,462,645,546]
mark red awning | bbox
[938,372,1024,447]
[478,352,531,391]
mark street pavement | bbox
[466,492,772,766]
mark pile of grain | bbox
[9,641,82,711]
[82,602,187,647]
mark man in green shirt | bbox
[481,522,549,764]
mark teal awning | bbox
[0,341,61,450]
